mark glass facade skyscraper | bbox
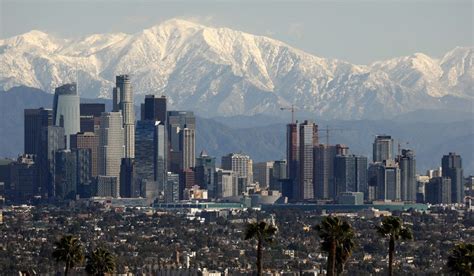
[53,83,80,149]
[442,152,464,203]
[373,135,393,162]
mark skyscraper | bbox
[9,154,37,202]
[442,152,464,203]
[39,125,65,197]
[98,112,124,197]
[74,148,92,198]
[215,169,238,198]
[120,158,135,198]
[180,127,195,170]
[334,155,368,197]
[167,111,195,172]
[24,108,53,155]
[52,83,80,149]
[314,144,337,199]
[165,172,180,203]
[135,120,167,200]
[221,153,252,193]
[113,75,135,158]
[286,123,299,199]
[270,160,287,192]
[80,103,105,132]
[96,176,118,197]
[70,132,99,177]
[55,150,77,199]
[425,177,451,204]
[398,149,417,202]
[373,135,394,162]
[253,161,274,189]
[368,160,401,201]
[144,95,167,123]
[195,150,216,196]
[298,120,318,200]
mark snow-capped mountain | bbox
[0,19,472,119]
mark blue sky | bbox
[1,0,472,64]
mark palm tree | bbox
[52,235,84,276]
[447,243,474,275]
[376,216,413,276]
[313,216,355,276]
[85,247,116,275]
[244,220,277,276]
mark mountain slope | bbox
[0,19,472,119]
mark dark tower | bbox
[442,152,464,203]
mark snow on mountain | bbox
[0,18,472,119]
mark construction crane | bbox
[318,125,353,146]
[280,104,297,124]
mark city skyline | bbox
[0,1,472,274]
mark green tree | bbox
[52,235,84,276]
[376,216,413,276]
[85,247,116,275]
[447,243,474,275]
[244,220,277,276]
[313,216,356,276]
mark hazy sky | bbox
[0,0,472,64]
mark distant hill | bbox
[1,86,473,174]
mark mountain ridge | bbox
[0,19,472,119]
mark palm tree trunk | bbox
[388,237,394,276]
[64,262,69,276]
[257,238,263,276]
[327,239,337,276]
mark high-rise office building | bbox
[299,120,318,200]
[144,95,167,123]
[96,176,118,197]
[165,172,180,203]
[180,128,195,170]
[270,160,287,192]
[373,135,394,162]
[398,149,417,202]
[154,122,167,195]
[9,155,37,202]
[425,177,451,204]
[74,148,92,198]
[334,155,368,197]
[70,132,99,177]
[135,120,167,200]
[442,152,464,203]
[216,169,238,198]
[253,161,274,189]
[286,123,299,199]
[98,112,124,197]
[314,144,337,199]
[55,150,77,199]
[113,75,135,158]
[221,153,252,193]
[168,111,195,172]
[53,83,80,149]
[135,121,156,185]
[80,103,105,132]
[39,126,65,197]
[24,108,53,155]
[368,160,401,201]
[195,150,216,195]
[120,158,135,198]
